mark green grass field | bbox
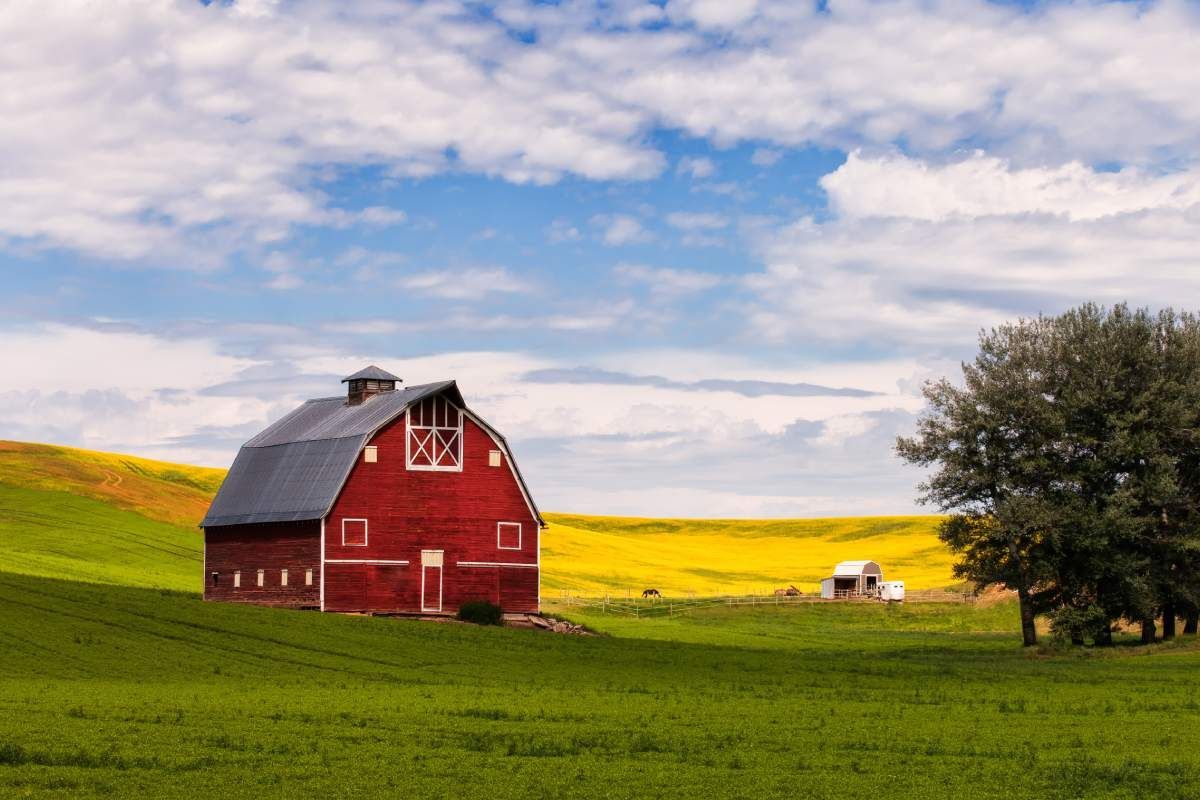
[2,439,1200,798]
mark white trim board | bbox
[325,559,410,565]
[457,561,538,568]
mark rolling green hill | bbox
[1,440,1199,798]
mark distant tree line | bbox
[897,304,1200,646]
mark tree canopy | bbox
[897,304,1200,645]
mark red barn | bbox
[200,366,544,614]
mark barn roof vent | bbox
[342,365,401,405]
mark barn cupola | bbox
[342,365,401,405]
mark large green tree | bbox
[899,304,1200,646]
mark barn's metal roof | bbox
[341,365,402,383]
[832,560,882,577]
[200,379,545,528]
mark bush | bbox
[457,600,503,626]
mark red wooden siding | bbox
[323,402,540,614]
[204,521,320,608]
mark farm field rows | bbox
[3,439,1199,798]
[3,572,1200,799]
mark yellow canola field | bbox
[540,512,955,597]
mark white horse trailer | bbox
[878,581,905,602]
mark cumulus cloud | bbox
[594,214,651,246]
[676,156,717,179]
[746,153,1200,347]
[6,0,1200,263]
[824,152,1200,221]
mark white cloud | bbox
[8,1,1200,262]
[824,152,1200,221]
[400,267,534,300]
[746,154,1200,347]
[594,214,650,246]
[751,148,783,167]
[354,207,408,226]
[667,0,761,30]
[676,155,717,179]
[0,322,931,515]
[615,263,722,295]
[665,211,728,231]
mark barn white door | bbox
[421,550,444,612]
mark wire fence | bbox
[545,589,974,619]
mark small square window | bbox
[257,569,265,588]
[364,446,378,463]
[342,518,368,547]
[233,570,241,588]
[498,522,522,550]
[305,568,314,586]
[488,450,502,467]
[281,569,288,587]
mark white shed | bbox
[819,560,884,598]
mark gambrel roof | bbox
[200,380,543,528]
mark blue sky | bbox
[2,0,1199,516]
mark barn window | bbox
[497,522,522,550]
[488,450,502,468]
[406,395,463,472]
[234,571,241,588]
[257,569,264,588]
[305,568,314,586]
[364,445,378,463]
[281,569,289,587]
[211,572,219,586]
[342,518,368,547]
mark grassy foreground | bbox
[3,438,1199,798]
[4,572,1200,799]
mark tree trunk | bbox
[1094,625,1113,647]
[1162,602,1176,640]
[1016,586,1037,647]
[1141,618,1157,644]
[1184,612,1198,635]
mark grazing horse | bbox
[774,585,801,597]
[642,588,661,599]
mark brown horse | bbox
[774,585,801,597]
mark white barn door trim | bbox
[421,550,444,612]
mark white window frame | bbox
[233,570,241,588]
[281,569,288,587]
[256,569,264,588]
[342,518,369,547]
[488,450,502,467]
[497,521,522,551]
[364,445,378,463]
[305,568,314,586]
[405,395,464,472]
